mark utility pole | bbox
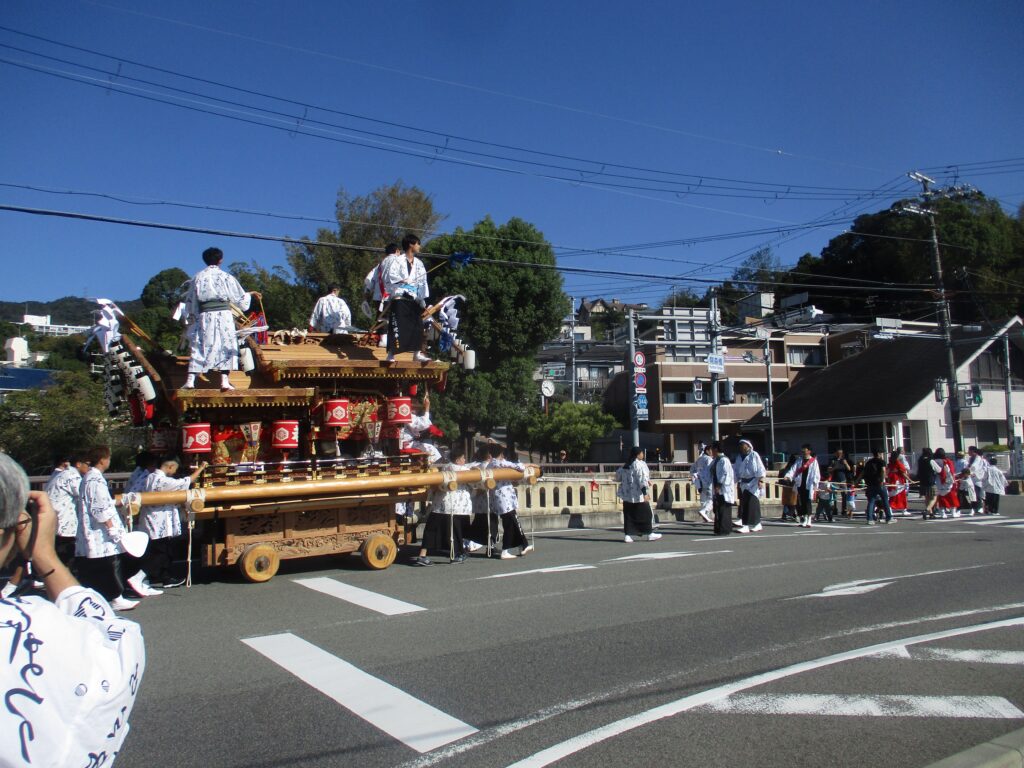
[627,310,639,447]
[569,295,577,404]
[1005,330,1015,449]
[908,171,964,453]
[710,289,720,442]
[763,332,775,459]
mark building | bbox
[742,317,1024,462]
[4,337,50,367]
[577,298,649,328]
[21,313,90,337]
[536,341,626,403]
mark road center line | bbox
[242,632,477,753]
[504,615,1024,768]
[294,576,425,615]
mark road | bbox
[116,500,1024,768]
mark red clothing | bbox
[937,458,959,509]
[886,460,908,511]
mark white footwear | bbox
[500,550,517,560]
[698,510,712,523]
[385,353,395,362]
[465,540,484,553]
[624,535,634,543]
[952,510,961,518]
[735,525,751,534]
[646,532,662,541]
[414,352,432,363]
[1,582,16,598]
[750,523,763,532]
[127,572,163,598]
[110,596,139,611]
[520,544,534,556]
[940,511,948,519]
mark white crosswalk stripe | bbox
[702,693,1024,719]
[874,646,1024,665]
[294,576,425,615]
[243,633,477,753]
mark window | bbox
[786,345,825,366]
[827,422,893,457]
[902,424,912,455]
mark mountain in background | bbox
[0,296,143,326]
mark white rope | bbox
[440,470,458,561]
[184,488,206,588]
[120,492,141,531]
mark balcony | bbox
[655,402,763,425]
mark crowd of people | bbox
[1,446,205,612]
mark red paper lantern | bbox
[181,423,212,454]
[271,420,300,449]
[323,398,350,427]
[386,397,413,425]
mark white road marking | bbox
[294,576,425,615]
[703,693,1024,719]
[788,563,1001,600]
[242,633,477,753]
[967,518,1009,525]
[478,564,596,580]
[603,551,731,563]
[503,615,1024,768]
[873,647,1024,665]
[794,582,895,598]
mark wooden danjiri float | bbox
[94,296,539,582]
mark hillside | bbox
[0,296,143,326]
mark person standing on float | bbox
[182,247,261,391]
[382,234,431,363]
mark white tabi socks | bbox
[183,373,196,389]
[220,373,234,390]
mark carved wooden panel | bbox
[285,508,340,537]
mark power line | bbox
[3,203,1002,297]
[0,27,899,198]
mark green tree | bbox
[133,267,191,350]
[795,192,1024,322]
[229,262,313,331]
[31,334,89,372]
[286,181,445,314]
[0,370,108,473]
[527,401,616,461]
[425,217,567,442]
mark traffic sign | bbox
[634,372,647,389]
[633,351,646,367]
[634,387,647,395]
[636,408,649,421]
[635,394,648,409]
[707,353,725,374]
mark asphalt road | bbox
[116,498,1024,768]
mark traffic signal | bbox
[971,384,983,406]
[722,379,736,404]
[662,320,676,341]
[693,378,703,403]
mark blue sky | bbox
[1,0,1021,311]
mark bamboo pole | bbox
[117,466,540,509]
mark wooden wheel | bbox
[361,533,397,570]
[238,543,280,582]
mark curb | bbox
[925,727,1024,768]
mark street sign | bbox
[707,353,725,374]
[634,372,647,389]
[633,351,646,367]
[634,387,647,395]
[637,407,649,421]
[635,394,648,410]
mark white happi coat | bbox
[712,455,737,505]
[733,450,767,497]
[1,587,145,768]
[616,459,650,503]
[308,293,352,333]
[692,453,713,494]
[364,263,387,302]
[489,458,524,514]
[400,411,441,464]
[430,462,474,516]
[967,454,989,485]
[785,456,821,502]
[184,265,251,373]
[382,254,429,305]
[44,466,81,538]
[76,468,127,559]
[983,464,1008,495]
[140,469,191,540]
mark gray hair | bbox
[0,453,30,528]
